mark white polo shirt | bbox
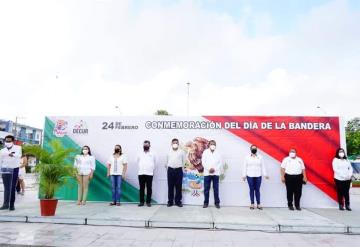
[137,151,156,175]
[202,149,223,176]
[107,154,128,176]
[243,154,267,177]
[166,149,186,169]
[74,154,96,176]
[332,158,353,181]
[0,145,22,169]
[281,156,305,175]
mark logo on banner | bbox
[73,120,89,134]
[53,120,68,137]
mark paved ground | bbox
[0,174,360,246]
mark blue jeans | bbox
[204,175,220,205]
[1,167,19,208]
[110,175,122,203]
[247,176,262,204]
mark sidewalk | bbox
[1,174,360,234]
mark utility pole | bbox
[186,82,190,116]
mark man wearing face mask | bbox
[0,135,22,211]
[166,138,186,207]
[201,140,223,209]
[137,140,156,207]
[280,148,307,211]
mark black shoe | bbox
[176,203,183,208]
[345,206,352,211]
[0,206,9,210]
[288,206,294,211]
[203,203,208,208]
[138,203,144,207]
[295,207,302,211]
[146,203,151,207]
[167,203,173,207]
[215,204,220,209]
[9,207,15,211]
[339,205,344,211]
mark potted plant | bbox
[23,140,77,216]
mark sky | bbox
[0,0,359,128]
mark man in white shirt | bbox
[137,140,156,207]
[202,140,222,209]
[280,148,307,211]
[166,138,186,207]
[0,135,22,211]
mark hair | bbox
[81,145,92,156]
[289,148,297,153]
[4,135,15,141]
[171,138,179,143]
[208,140,216,147]
[114,144,123,155]
[335,148,347,159]
[250,144,257,150]
[144,140,150,145]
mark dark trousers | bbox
[334,178,351,207]
[138,175,153,204]
[247,176,262,204]
[167,167,183,205]
[285,174,303,207]
[204,175,220,205]
[1,167,19,208]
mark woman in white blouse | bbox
[332,148,353,211]
[242,145,269,210]
[74,146,95,205]
[107,145,128,206]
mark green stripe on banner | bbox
[43,117,150,202]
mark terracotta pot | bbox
[40,199,58,216]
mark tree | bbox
[154,109,171,115]
[345,117,360,157]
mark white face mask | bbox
[338,152,345,158]
[172,144,179,149]
[210,145,216,151]
[289,152,296,158]
[5,142,13,148]
[82,149,89,155]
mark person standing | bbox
[242,145,269,210]
[332,148,353,211]
[137,140,156,207]
[17,154,28,195]
[107,145,128,206]
[74,145,95,205]
[280,148,307,211]
[166,138,186,207]
[0,135,22,211]
[202,140,222,209]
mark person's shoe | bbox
[116,202,121,206]
[138,203,144,207]
[109,202,116,206]
[9,206,15,211]
[339,205,345,211]
[345,206,352,211]
[215,204,220,209]
[203,203,208,208]
[167,203,173,207]
[288,206,295,211]
[176,203,183,208]
[0,206,9,210]
[146,203,152,207]
[295,206,302,211]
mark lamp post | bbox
[186,82,190,116]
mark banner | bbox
[44,116,344,208]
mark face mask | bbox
[114,148,120,153]
[82,149,89,155]
[5,142,13,148]
[289,152,296,158]
[339,152,345,158]
[143,146,150,151]
[210,145,216,151]
[251,148,257,154]
[172,144,179,149]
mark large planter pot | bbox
[40,199,58,216]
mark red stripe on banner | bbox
[203,116,340,201]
